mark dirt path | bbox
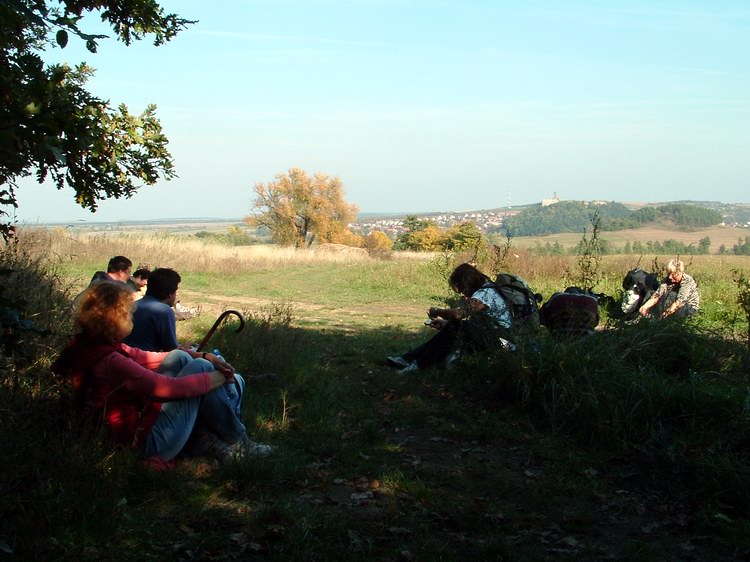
[178,288,428,329]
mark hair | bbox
[449,263,490,297]
[145,268,181,301]
[74,282,133,342]
[107,255,133,273]
[667,259,685,274]
[132,268,151,280]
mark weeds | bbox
[5,231,750,559]
[565,211,604,291]
[732,268,750,347]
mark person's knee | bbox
[167,349,192,365]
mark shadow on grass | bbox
[4,313,750,560]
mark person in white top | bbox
[387,263,513,373]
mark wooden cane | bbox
[195,309,245,352]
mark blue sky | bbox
[13,0,750,223]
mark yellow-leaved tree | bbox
[246,168,359,248]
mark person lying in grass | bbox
[52,282,272,467]
[387,263,514,373]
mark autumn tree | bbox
[362,230,393,257]
[0,0,191,238]
[247,168,359,248]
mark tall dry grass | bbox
[20,228,403,273]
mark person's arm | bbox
[639,294,657,315]
[107,353,230,399]
[183,349,235,377]
[639,285,665,316]
[662,300,683,317]
[428,306,464,322]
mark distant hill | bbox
[358,201,750,229]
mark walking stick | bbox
[196,309,245,352]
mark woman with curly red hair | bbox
[53,282,272,465]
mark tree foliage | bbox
[505,201,631,236]
[505,201,722,237]
[362,230,392,257]
[0,0,192,238]
[246,168,359,248]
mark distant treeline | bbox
[531,237,713,256]
[505,202,723,236]
[530,235,750,256]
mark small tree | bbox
[246,168,359,248]
[362,230,392,258]
[1,0,191,239]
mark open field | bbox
[4,230,750,560]
[515,225,750,253]
[37,218,750,255]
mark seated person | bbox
[639,259,700,318]
[129,267,150,300]
[386,263,513,373]
[52,282,272,465]
[89,255,134,288]
[540,287,600,338]
[73,255,134,309]
[124,267,181,352]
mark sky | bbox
[11,0,750,223]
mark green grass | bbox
[3,237,750,559]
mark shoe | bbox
[192,431,273,462]
[191,430,234,461]
[444,350,461,370]
[398,361,419,374]
[387,356,411,368]
[229,434,274,459]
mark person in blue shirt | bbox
[124,268,182,352]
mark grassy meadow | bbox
[2,228,750,560]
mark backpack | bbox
[620,268,659,318]
[539,288,600,338]
[492,273,542,330]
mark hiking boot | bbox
[398,361,419,374]
[229,434,274,460]
[387,355,411,368]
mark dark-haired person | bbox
[124,267,182,352]
[386,263,513,373]
[89,255,134,287]
[639,259,700,318]
[72,255,135,310]
[130,267,151,300]
[52,282,272,465]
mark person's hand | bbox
[428,307,439,319]
[209,355,235,377]
[429,318,448,330]
[178,342,196,351]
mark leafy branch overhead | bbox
[0,0,194,238]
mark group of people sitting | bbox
[386,258,701,374]
[53,255,273,470]
[54,254,701,464]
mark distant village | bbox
[350,194,750,237]
[351,193,560,237]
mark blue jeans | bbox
[142,350,246,461]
